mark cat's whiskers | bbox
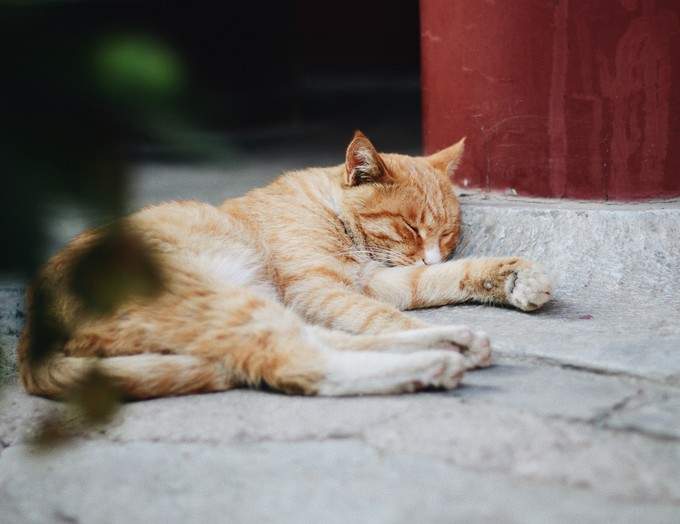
[368,246,412,263]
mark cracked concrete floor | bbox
[1,157,680,523]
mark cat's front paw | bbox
[505,260,552,311]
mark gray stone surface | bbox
[606,394,680,440]
[0,283,22,382]
[420,195,680,384]
[2,439,679,524]
[2,376,680,522]
[2,161,680,522]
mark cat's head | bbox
[343,131,465,266]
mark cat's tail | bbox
[20,353,230,399]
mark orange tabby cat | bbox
[18,132,551,398]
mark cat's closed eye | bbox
[402,219,419,236]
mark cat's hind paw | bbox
[464,330,492,369]
[405,351,466,391]
[405,326,492,370]
[318,350,465,395]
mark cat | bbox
[18,131,551,399]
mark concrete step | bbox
[416,195,680,384]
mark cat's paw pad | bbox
[407,351,465,391]
[465,330,492,368]
[424,326,492,369]
[505,262,552,311]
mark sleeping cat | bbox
[18,132,551,398]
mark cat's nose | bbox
[423,245,443,265]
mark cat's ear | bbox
[425,137,466,178]
[344,131,392,186]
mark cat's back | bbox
[222,167,343,220]
[222,167,349,254]
[117,201,271,294]
[35,200,266,309]
[131,200,253,255]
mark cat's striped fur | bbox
[18,132,551,398]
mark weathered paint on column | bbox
[421,0,680,200]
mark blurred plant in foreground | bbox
[67,225,166,317]
[1,4,213,448]
[30,367,122,452]
[25,224,166,450]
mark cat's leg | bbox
[363,257,552,312]
[308,324,491,369]
[279,273,492,366]
[166,291,470,395]
[210,311,470,395]
[183,291,470,395]
[315,349,465,395]
[44,282,468,397]
[280,272,434,333]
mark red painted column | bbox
[420,0,680,200]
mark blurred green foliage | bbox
[66,367,122,424]
[30,367,121,452]
[22,223,166,449]
[28,413,73,452]
[67,226,165,317]
[24,286,70,367]
[1,5,198,442]
[94,35,185,102]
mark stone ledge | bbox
[414,195,680,382]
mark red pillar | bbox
[420,0,680,200]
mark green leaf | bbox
[67,225,165,317]
[93,35,185,101]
